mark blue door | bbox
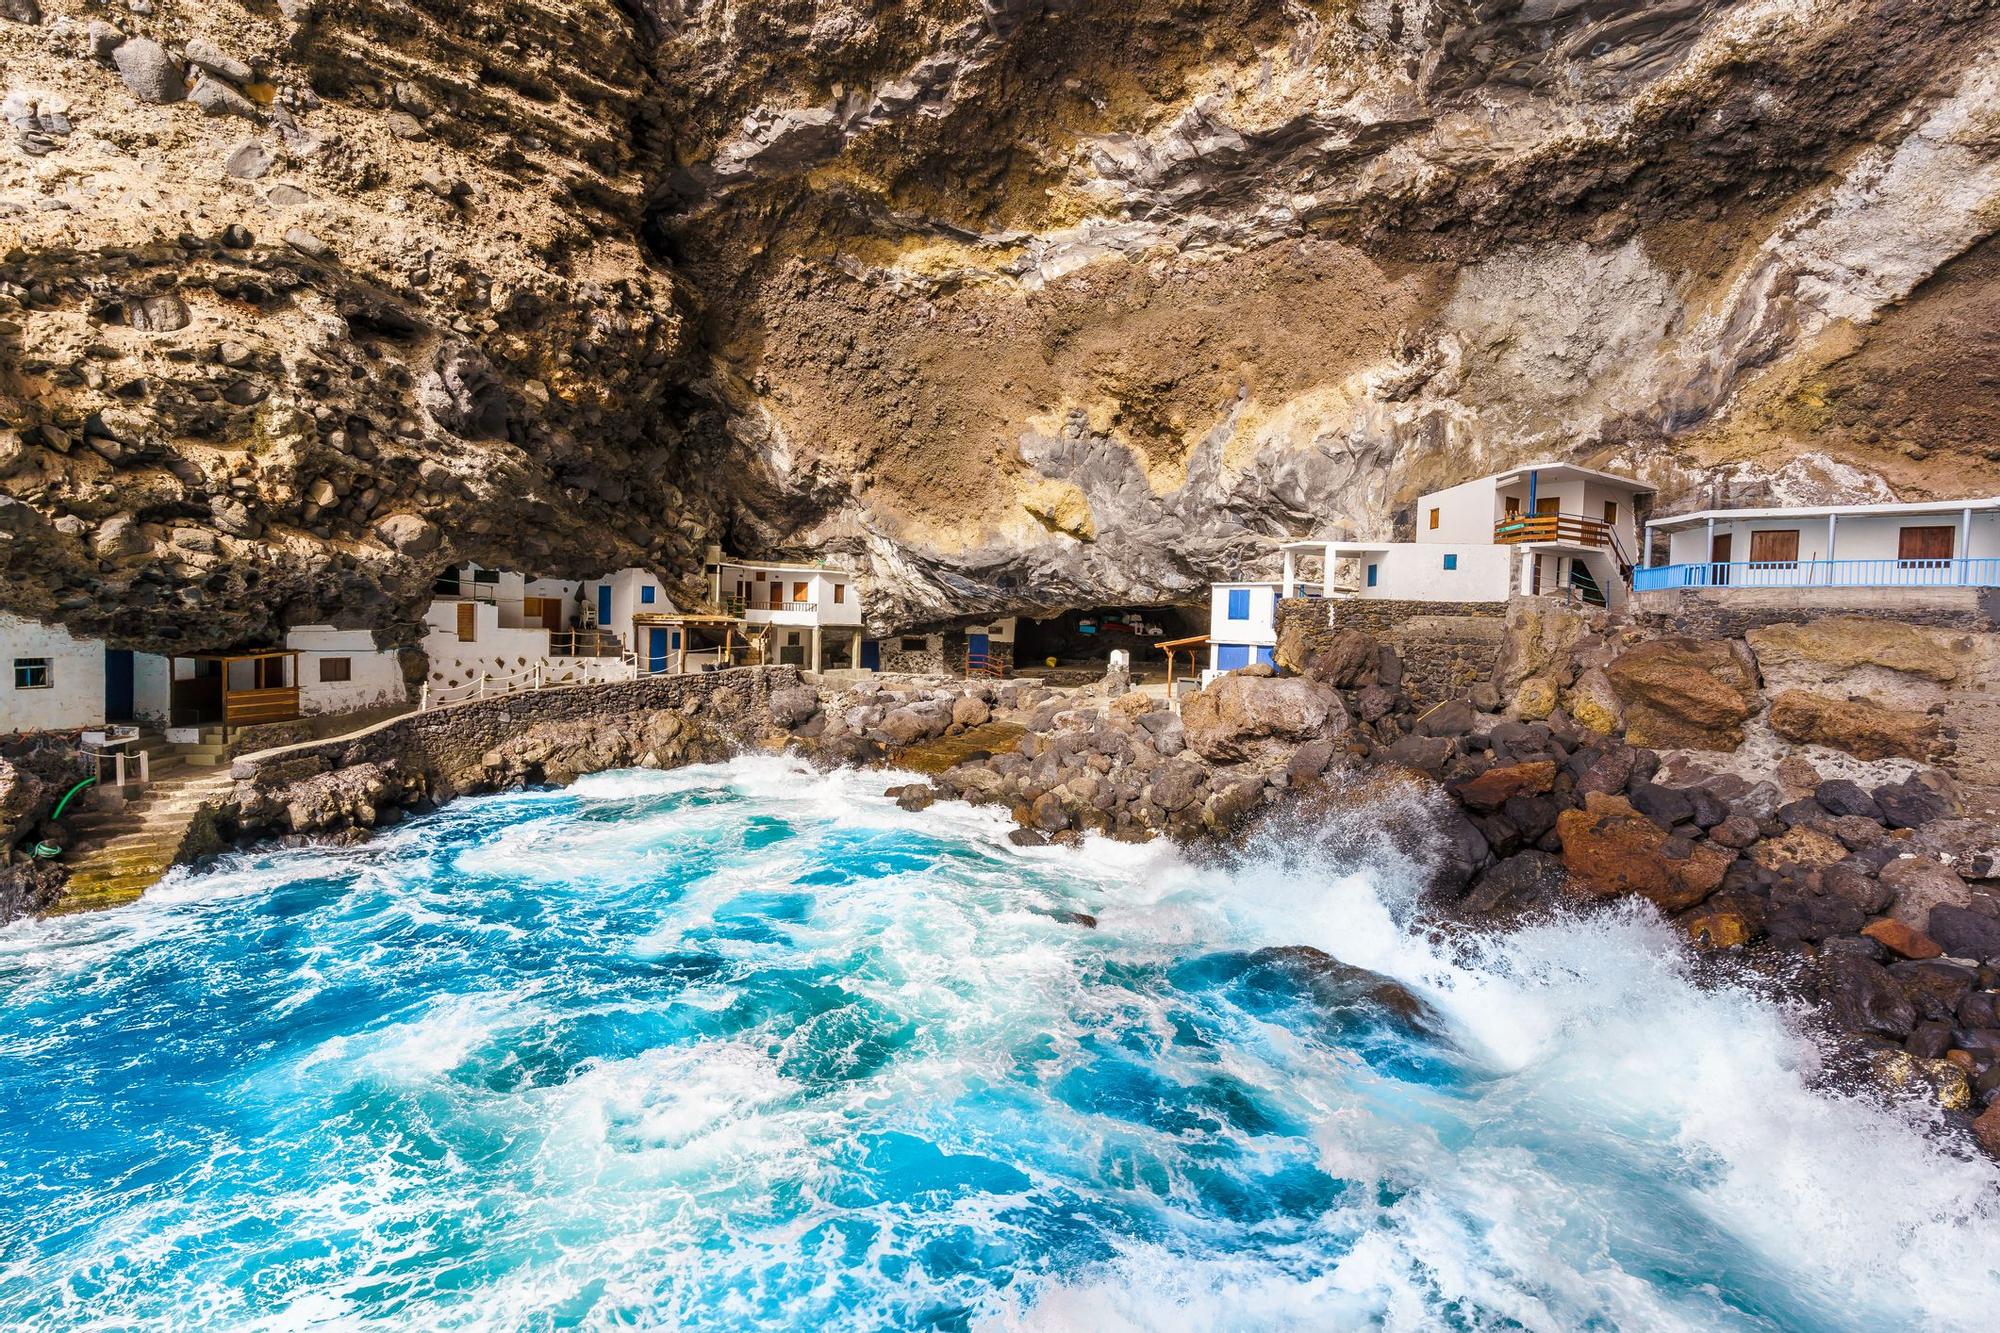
[104,649,134,720]
[968,632,989,668]
[1255,646,1275,667]
[597,585,612,628]
[1216,644,1250,671]
[861,639,881,670]
[648,628,669,674]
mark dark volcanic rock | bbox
[1820,953,1918,1040]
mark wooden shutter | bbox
[457,602,476,641]
[1898,526,1954,562]
[1536,497,1560,516]
[793,581,808,604]
[1603,500,1618,525]
[1748,530,1799,564]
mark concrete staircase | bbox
[49,729,238,915]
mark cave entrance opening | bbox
[1014,605,1205,685]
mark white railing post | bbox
[478,672,488,698]
[115,750,127,787]
[139,749,150,786]
[420,682,430,711]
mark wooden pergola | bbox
[1154,633,1209,694]
[632,613,754,674]
[169,648,301,733]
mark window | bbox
[1898,525,1954,565]
[1603,500,1619,525]
[1366,564,1378,588]
[792,581,809,604]
[318,657,352,684]
[833,583,845,604]
[900,636,928,653]
[1748,530,1800,566]
[1443,553,1458,571]
[1428,508,1440,530]
[1504,496,1521,517]
[13,658,50,690]
[473,568,499,585]
[1226,588,1250,620]
[640,586,656,604]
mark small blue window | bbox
[1226,589,1250,620]
[640,586,656,604]
[1366,564,1378,588]
[1216,644,1250,671]
[1255,646,1275,667]
[1443,554,1458,571]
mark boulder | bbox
[1820,953,1918,1039]
[1181,674,1345,762]
[185,36,254,84]
[1286,739,1334,783]
[1148,762,1207,813]
[1604,637,1758,751]
[1874,776,1954,829]
[1556,792,1736,912]
[895,784,936,812]
[1927,905,2000,962]
[1974,1104,2000,1160]
[1745,617,1970,686]
[950,695,991,728]
[1750,825,1849,874]
[1563,667,1622,735]
[1627,781,1694,830]
[1814,779,1882,821]
[112,38,185,103]
[1512,675,1558,722]
[373,512,439,557]
[1416,698,1476,738]
[1451,760,1555,813]
[1768,690,1942,762]
[1276,623,1378,688]
[2,0,40,23]
[880,704,946,746]
[1879,856,1971,930]
[1861,918,1942,961]
[1682,899,1760,950]
[767,685,820,728]
[1460,850,1568,918]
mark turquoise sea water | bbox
[2,757,1997,1331]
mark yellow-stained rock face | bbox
[1746,619,1973,686]
[1604,639,1759,752]
[1767,690,1945,763]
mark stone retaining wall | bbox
[1633,586,1996,637]
[1278,598,1506,709]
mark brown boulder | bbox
[1767,690,1942,762]
[1275,622,1379,688]
[1879,855,1971,930]
[1975,1104,2000,1159]
[1604,638,1758,750]
[1182,673,1346,762]
[1682,903,1756,949]
[1557,792,1737,911]
[1861,918,1942,960]
[951,695,991,728]
[1749,825,1849,874]
[1452,760,1556,813]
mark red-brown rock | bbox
[1861,918,1943,960]
[1452,760,1556,813]
[1556,792,1737,912]
[1974,1104,2000,1160]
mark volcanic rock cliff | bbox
[5,0,2000,649]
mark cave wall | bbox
[6,0,2000,648]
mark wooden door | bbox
[1899,526,1954,564]
[457,602,476,641]
[1709,533,1732,586]
[540,598,564,630]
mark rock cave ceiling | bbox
[3,0,2000,650]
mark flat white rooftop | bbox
[1647,497,2000,530]
[1489,461,1653,493]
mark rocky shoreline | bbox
[8,610,2000,1162]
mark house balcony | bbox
[1634,557,2000,592]
[1493,513,1613,547]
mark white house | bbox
[422,563,643,700]
[708,553,865,672]
[284,626,409,716]
[1638,497,2000,591]
[2,611,109,734]
[1282,463,1653,609]
[1206,582,1282,677]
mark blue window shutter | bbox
[1255,646,1275,667]
[1366,564,1378,587]
[1217,644,1250,670]
[1443,554,1458,571]
[1226,589,1250,620]
[641,586,656,604]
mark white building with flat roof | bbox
[1279,462,1654,610]
[1638,497,2000,591]
[1206,582,1282,679]
[708,554,865,672]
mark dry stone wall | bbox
[1277,599,1506,712]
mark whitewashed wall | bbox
[285,626,409,716]
[1350,545,1516,601]
[0,613,105,734]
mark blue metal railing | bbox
[1634,558,2000,591]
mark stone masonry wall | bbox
[1278,598,1506,710]
[1633,587,1998,639]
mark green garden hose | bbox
[49,777,95,822]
